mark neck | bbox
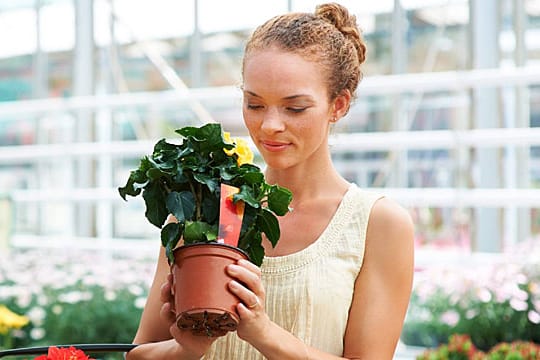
[264,158,349,205]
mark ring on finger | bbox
[247,297,259,309]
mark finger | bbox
[227,264,261,292]
[228,280,261,311]
[160,302,176,325]
[160,275,173,303]
[160,282,170,299]
[237,259,261,277]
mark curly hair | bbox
[242,3,367,106]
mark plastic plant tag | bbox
[217,183,245,247]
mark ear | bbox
[331,89,352,121]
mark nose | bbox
[260,107,285,134]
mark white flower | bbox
[128,285,144,296]
[528,310,540,324]
[510,298,528,312]
[30,327,45,340]
[476,288,492,303]
[27,307,46,325]
[135,297,147,309]
[105,290,117,301]
[58,291,93,304]
[465,309,478,319]
[440,310,460,326]
[16,292,32,308]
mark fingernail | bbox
[227,264,237,274]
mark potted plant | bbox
[118,123,292,337]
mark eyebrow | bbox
[243,90,314,101]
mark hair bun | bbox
[315,3,366,65]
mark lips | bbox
[261,140,290,152]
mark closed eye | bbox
[287,107,307,113]
[247,104,264,110]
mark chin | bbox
[263,158,296,171]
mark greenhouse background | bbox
[0,0,539,359]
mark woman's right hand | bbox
[159,273,217,358]
[127,246,217,360]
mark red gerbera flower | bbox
[34,346,94,360]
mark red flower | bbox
[34,346,94,360]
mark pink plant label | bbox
[217,184,245,247]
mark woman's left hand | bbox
[226,259,270,343]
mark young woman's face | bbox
[242,49,335,170]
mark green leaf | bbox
[173,166,189,184]
[153,138,179,154]
[142,182,169,228]
[237,225,255,251]
[193,172,219,194]
[118,161,151,200]
[118,176,142,200]
[257,208,280,247]
[176,123,226,153]
[267,185,293,216]
[146,167,169,181]
[166,191,196,223]
[235,185,262,208]
[201,194,219,223]
[240,171,264,185]
[248,240,265,267]
[161,222,183,263]
[239,205,257,236]
[183,221,216,244]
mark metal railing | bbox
[0,66,539,253]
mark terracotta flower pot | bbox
[171,243,249,337]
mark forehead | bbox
[243,49,328,97]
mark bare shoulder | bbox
[365,197,415,261]
[369,197,414,233]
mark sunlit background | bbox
[1,1,540,358]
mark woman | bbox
[127,3,414,359]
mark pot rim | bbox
[173,241,249,259]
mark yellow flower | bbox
[0,305,29,335]
[223,132,254,166]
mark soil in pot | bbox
[171,243,249,337]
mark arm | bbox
[126,247,185,360]
[343,197,415,360]
[133,246,174,344]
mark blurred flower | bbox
[510,298,528,312]
[34,346,94,360]
[465,309,478,319]
[30,327,45,340]
[128,284,144,296]
[16,292,32,308]
[135,297,147,309]
[58,291,92,304]
[476,288,492,303]
[440,310,460,327]
[104,290,117,301]
[417,334,481,360]
[27,307,46,326]
[534,300,540,312]
[0,305,29,335]
[52,305,63,315]
[404,256,540,351]
[527,310,540,324]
